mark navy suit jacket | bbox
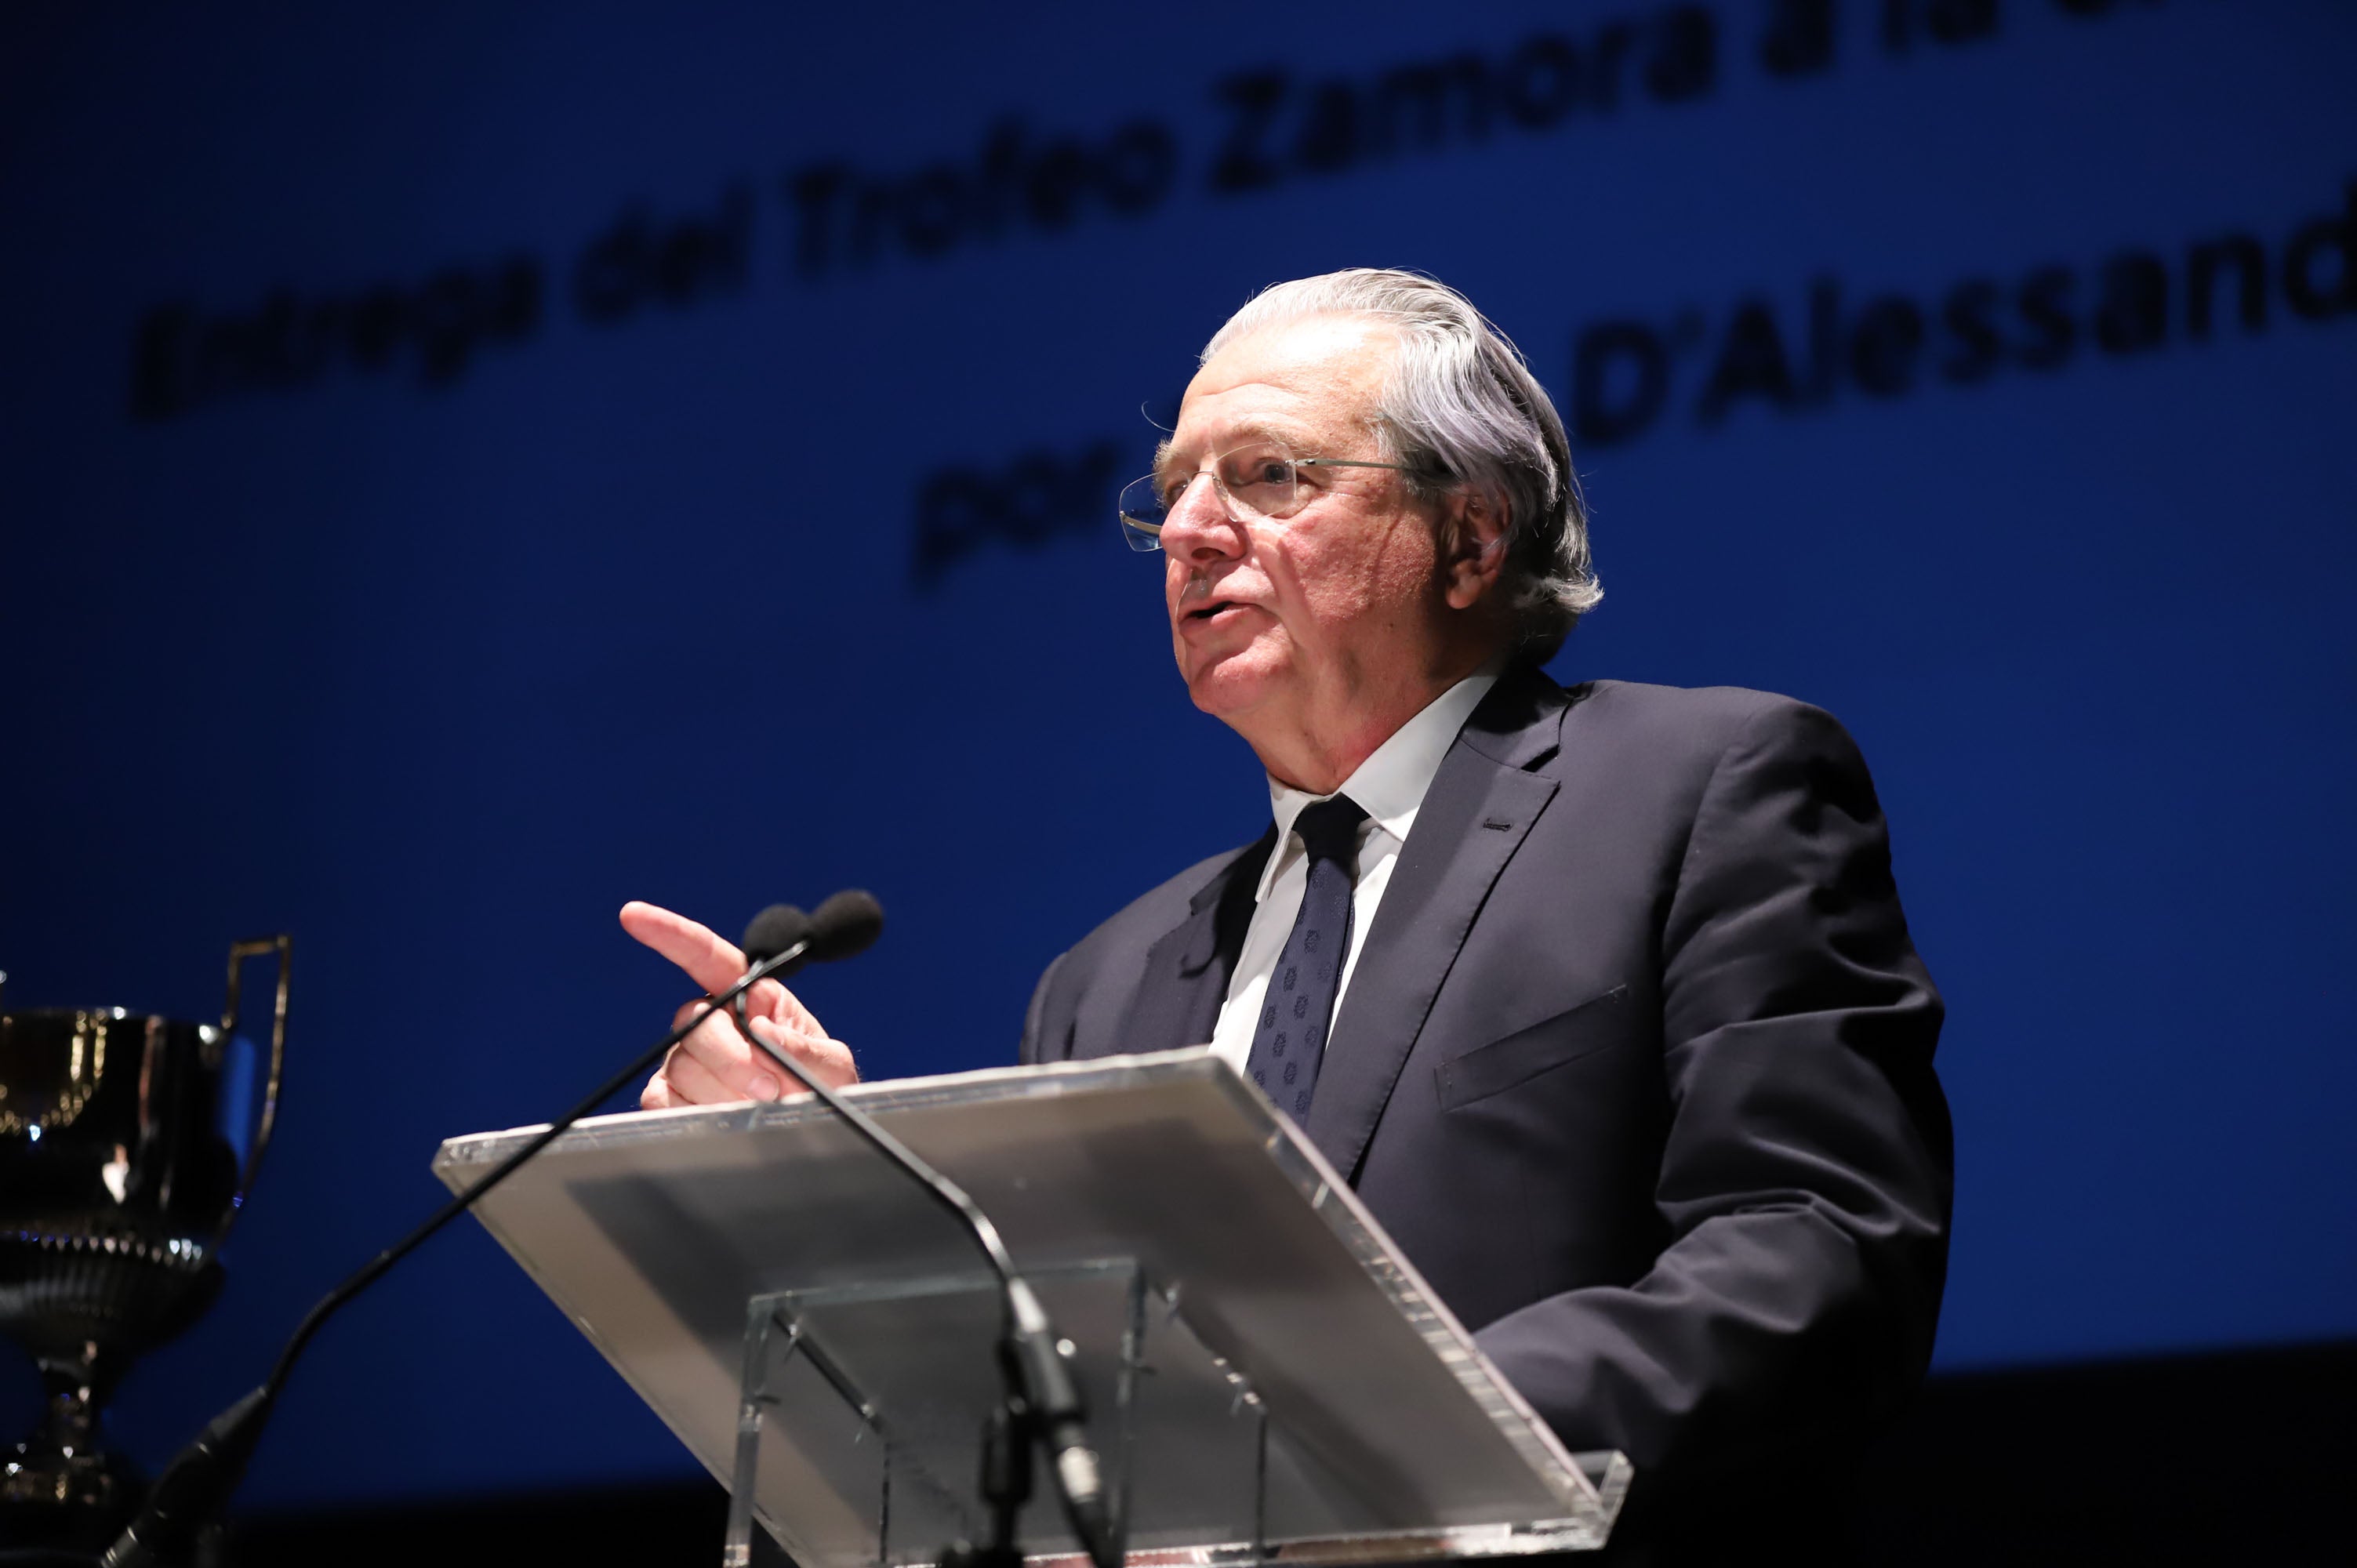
[1019,666,1952,1555]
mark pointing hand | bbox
[620,901,859,1109]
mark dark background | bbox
[2,0,2352,1552]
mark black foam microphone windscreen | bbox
[741,903,813,964]
[807,889,884,961]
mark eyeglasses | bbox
[1117,441,1415,553]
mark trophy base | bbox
[0,1243,228,1555]
[0,1446,138,1558]
[0,1356,143,1558]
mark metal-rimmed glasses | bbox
[1117,441,1414,553]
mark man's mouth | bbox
[1185,599,1248,624]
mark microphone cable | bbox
[100,899,856,1568]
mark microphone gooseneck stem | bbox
[104,936,815,1568]
[726,1017,1119,1568]
[263,935,814,1396]
[730,997,1021,1283]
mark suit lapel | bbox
[1106,826,1275,1058]
[1305,666,1568,1180]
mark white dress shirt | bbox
[1208,670,1502,1074]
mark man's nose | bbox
[1157,473,1245,561]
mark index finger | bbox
[620,901,752,997]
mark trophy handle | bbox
[221,935,292,1222]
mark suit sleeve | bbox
[1471,699,1952,1496]
[1019,949,1069,1066]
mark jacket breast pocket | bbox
[1433,985,1632,1111]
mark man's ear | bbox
[1440,490,1509,612]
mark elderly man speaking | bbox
[625,270,1952,1563]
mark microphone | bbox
[743,888,881,970]
[742,902,813,967]
[99,893,881,1568]
[729,892,883,1041]
[808,888,884,962]
[717,891,1117,1568]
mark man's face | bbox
[1159,315,1453,743]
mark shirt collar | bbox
[1255,666,1502,903]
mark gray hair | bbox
[1201,268,1598,660]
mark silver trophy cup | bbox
[0,938,288,1552]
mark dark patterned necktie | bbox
[1245,795,1369,1123]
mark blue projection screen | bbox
[2,0,2352,1508]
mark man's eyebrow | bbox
[1156,421,1314,478]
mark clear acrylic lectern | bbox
[433,1050,1630,1567]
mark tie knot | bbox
[1294,796,1367,869]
